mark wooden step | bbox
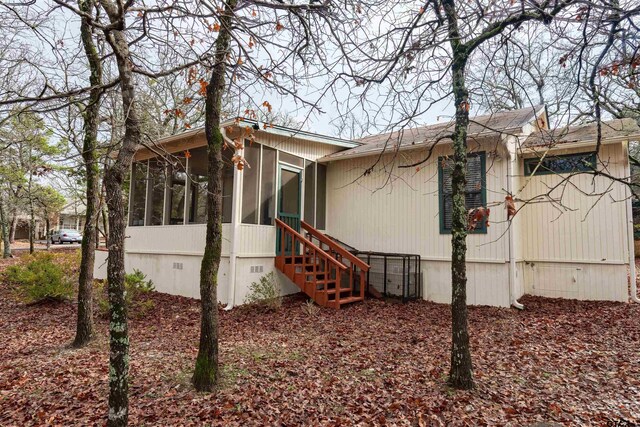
[316,287,352,295]
[325,295,363,309]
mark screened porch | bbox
[126,140,328,242]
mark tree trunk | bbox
[28,174,35,254]
[73,0,102,349]
[192,0,237,392]
[104,170,130,427]
[9,215,16,243]
[443,0,474,390]
[99,0,142,423]
[0,196,11,258]
[45,217,51,250]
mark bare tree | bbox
[72,0,104,348]
[322,0,640,390]
[190,0,336,392]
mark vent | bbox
[172,262,183,270]
[250,265,264,274]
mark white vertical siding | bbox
[237,224,277,256]
[517,143,628,264]
[325,143,510,262]
[425,260,510,307]
[517,143,629,302]
[257,133,341,161]
[124,224,230,256]
[324,141,512,306]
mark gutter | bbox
[507,150,524,310]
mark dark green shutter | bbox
[438,152,486,234]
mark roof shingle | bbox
[321,105,544,162]
[522,118,640,148]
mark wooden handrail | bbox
[275,219,348,271]
[301,220,370,271]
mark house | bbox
[94,106,640,308]
[57,199,86,231]
[11,214,46,240]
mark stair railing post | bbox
[280,225,285,258]
[312,247,316,300]
[335,263,341,308]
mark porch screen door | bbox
[277,165,302,254]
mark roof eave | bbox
[319,130,514,163]
[143,119,360,152]
[229,118,360,148]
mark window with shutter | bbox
[438,152,487,234]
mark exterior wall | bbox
[324,141,513,306]
[424,260,510,307]
[258,133,342,161]
[94,224,298,303]
[522,261,627,301]
[125,224,231,256]
[517,142,630,302]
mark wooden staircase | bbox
[275,219,369,309]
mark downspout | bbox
[224,128,243,310]
[624,142,640,303]
[507,149,524,310]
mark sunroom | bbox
[97,120,359,304]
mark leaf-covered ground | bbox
[1,258,639,425]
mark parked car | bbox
[51,229,83,244]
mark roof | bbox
[522,118,640,148]
[60,200,85,216]
[148,117,360,150]
[319,105,544,162]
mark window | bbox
[260,146,276,225]
[185,146,235,224]
[303,160,316,226]
[166,156,187,225]
[187,147,208,224]
[523,152,597,176]
[146,159,167,226]
[128,161,148,226]
[439,152,486,233]
[316,163,327,229]
[279,151,304,168]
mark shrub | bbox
[301,299,320,317]
[244,271,282,311]
[5,252,74,304]
[95,269,155,318]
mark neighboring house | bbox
[12,214,46,240]
[58,200,86,231]
[94,106,640,308]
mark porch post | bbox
[143,160,150,226]
[226,130,244,309]
[183,155,190,225]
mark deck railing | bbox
[275,218,348,305]
[301,221,370,301]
